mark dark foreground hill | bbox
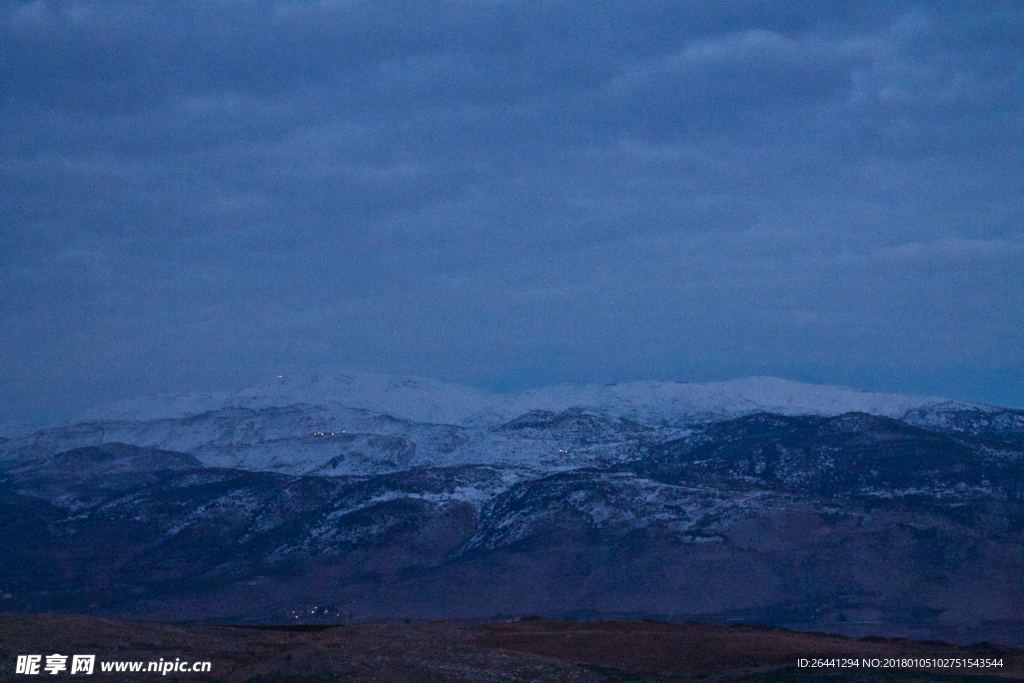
[0,614,1020,682]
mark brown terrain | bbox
[0,615,1020,682]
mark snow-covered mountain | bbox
[77,371,964,427]
[0,372,1001,477]
[1,371,1022,642]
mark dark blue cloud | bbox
[1,0,1022,422]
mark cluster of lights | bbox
[288,604,342,621]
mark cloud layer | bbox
[2,1,1022,421]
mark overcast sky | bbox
[2,1,1022,423]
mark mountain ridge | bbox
[70,371,984,428]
